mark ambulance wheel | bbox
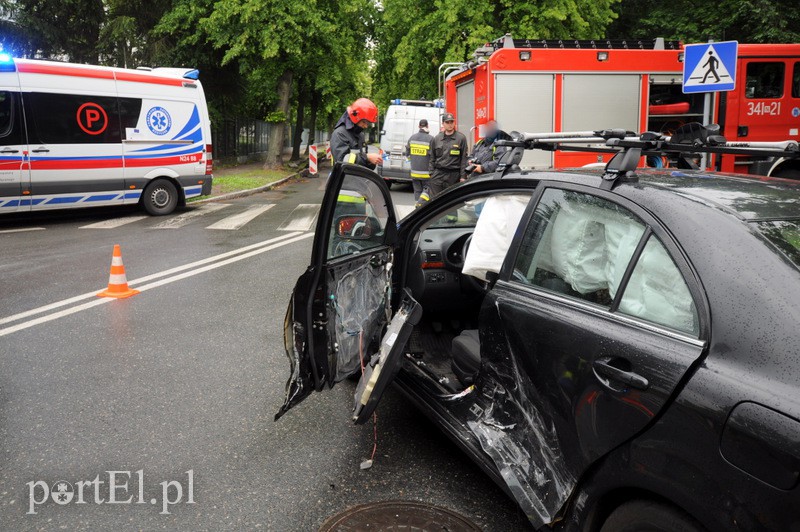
[142,179,179,216]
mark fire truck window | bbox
[792,63,800,98]
[27,92,123,144]
[745,62,785,99]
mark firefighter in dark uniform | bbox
[468,120,512,177]
[330,98,382,169]
[405,118,434,207]
[428,113,468,198]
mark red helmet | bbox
[347,98,378,124]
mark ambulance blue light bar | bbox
[183,69,200,80]
[0,53,15,72]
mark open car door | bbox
[276,163,419,423]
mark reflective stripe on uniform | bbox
[337,194,366,203]
[409,143,430,156]
[346,152,358,164]
[410,171,431,178]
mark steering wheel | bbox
[461,234,489,293]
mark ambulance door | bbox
[20,71,124,209]
[0,65,29,212]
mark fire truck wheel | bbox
[772,167,800,180]
[142,179,179,216]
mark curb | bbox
[192,170,306,204]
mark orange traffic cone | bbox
[97,244,139,299]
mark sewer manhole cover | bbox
[319,500,482,531]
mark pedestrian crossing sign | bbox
[683,41,738,93]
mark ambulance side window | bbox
[0,91,13,138]
[118,98,142,134]
[27,93,122,144]
[0,91,22,144]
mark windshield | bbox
[756,220,800,267]
[428,199,483,228]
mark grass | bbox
[188,163,295,201]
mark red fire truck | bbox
[444,35,800,178]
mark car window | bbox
[327,174,391,260]
[513,188,646,307]
[793,62,800,99]
[745,62,785,99]
[617,236,699,336]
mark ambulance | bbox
[378,99,443,185]
[0,54,213,216]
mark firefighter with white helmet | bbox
[330,98,383,169]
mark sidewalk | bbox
[192,160,328,203]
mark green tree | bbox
[0,0,105,62]
[373,0,620,108]
[607,0,800,43]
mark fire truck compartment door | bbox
[495,74,554,170]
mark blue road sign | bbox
[683,41,738,94]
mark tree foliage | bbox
[607,0,800,43]
[373,0,620,107]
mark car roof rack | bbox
[495,123,800,190]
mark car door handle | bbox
[0,148,19,154]
[31,147,50,153]
[592,359,649,390]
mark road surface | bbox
[0,174,531,530]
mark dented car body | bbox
[277,161,800,531]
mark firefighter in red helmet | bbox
[330,98,382,169]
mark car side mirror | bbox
[380,130,386,136]
[336,215,381,239]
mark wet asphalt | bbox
[0,172,531,530]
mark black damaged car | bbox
[275,129,800,531]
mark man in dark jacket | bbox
[468,120,511,177]
[330,98,382,169]
[428,113,468,198]
[405,119,434,207]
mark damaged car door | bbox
[469,186,708,527]
[275,163,400,420]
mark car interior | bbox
[402,192,533,392]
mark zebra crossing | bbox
[5,201,416,234]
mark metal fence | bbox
[211,118,272,163]
[211,118,330,164]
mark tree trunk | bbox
[304,90,321,157]
[263,69,293,169]
[290,81,307,161]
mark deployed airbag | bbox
[462,194,531,281]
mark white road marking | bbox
[278,204,320,231]
[395,204,415,220]
[0,232,303,327]
[0,232,312,337]
[152,203,230,229]
[80,216,148,229]
[206,204,274,230]
[0,227,46,234]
